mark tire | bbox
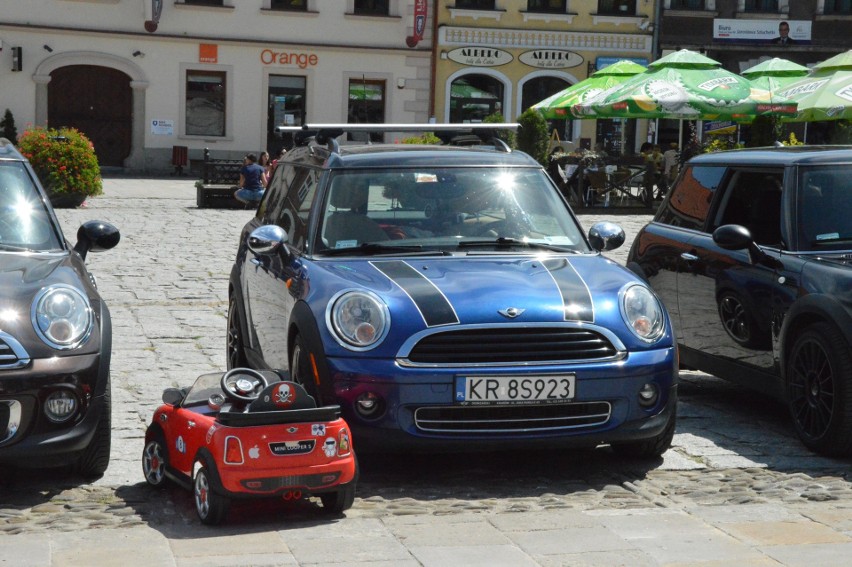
[226,294,248,370]
[786,322,852,457]
[320,482,356,514]
[291,334,321,404]
[194,457,230,525]
[142,429,169,488]
[75,377,111,478]
[611,407,676,459]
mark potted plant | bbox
[16,126,103,208]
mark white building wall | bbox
[0,0,433,173]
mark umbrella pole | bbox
[804,122,808,144]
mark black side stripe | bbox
[542,258,594,323]
[371,261,459,327]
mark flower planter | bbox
[47,190,88,209]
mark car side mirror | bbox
[588,221,625,252]
[248,224,289,256]
[162,387,186,406]
[73,220,120,261]
[713,224,782,269]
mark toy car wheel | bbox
[74,377,112,478]
[194,458,230,525]
[142,430,168,488]
[319,482,356,514]
[786,322,852,457]
[611,406,676,459]
[226,294,248,370]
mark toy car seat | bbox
[247,381,317,413]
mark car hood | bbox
[0,251,102,357]
[311,253,652,354]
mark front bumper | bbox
[328,347,678,451]
[0,353,107,467]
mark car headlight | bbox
[31,284,94,349]
[620,284,665,342]
[327,290,389,351]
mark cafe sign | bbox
[447,47,513,67]
[519,50,582,69]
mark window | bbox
[528,0,565,11]
[348,79,386,142]
[598,0,635,14]
[743,0,778,11]
[183,0,224,5]
[354,0,388,15]
[450,75,504,123]
[271,0,307,10]
[456,0,496,9]
[185,71,226,137]
[670,0,705,8]
[522,76,572,140]
[657,165,724,230]
[825,0,852,14]
[267,75,306,154]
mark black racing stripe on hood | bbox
[371,260,459,327]
[542,258,594,323]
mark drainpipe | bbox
[429,0,439,121]
[652,0,663,60]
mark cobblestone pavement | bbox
[2,180,851,566]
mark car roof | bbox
[688,145,852,167]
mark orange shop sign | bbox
[260,49,318,69]
[199,44,218,63]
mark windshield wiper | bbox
[320,243,450,257]
[457,238,576,253]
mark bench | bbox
[196,149,247,209]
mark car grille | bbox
[405,328,618,365]
[0,334,29,370]
[414,402,611,434]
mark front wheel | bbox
[786,322,852,457]
[226,294,248,370]
[611,407,676,459]
[75,378,111,478]
[194,458,230,525]
[142,429,169,488]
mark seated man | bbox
[323,175,387,248]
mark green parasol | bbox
[531,60,646,119]
[737,58,810,123]
[573,49,797,120]
[777,49,852,122]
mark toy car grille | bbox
[414,402,611,433]
[406,328,617,364]
[0,334,30,370]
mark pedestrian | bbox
[268,148,287,181]
[258,151,272,186]
[663,142,680,184]
[234,153,266,205]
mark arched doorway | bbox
[450,74,505,123]
[48,66,132,167]
[521,75,572,141]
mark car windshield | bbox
[182,373,225,407]
[316,167,589,254]
[0,162,62,251]
[797,166,852,252]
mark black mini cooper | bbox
[628,146,852,457]
[0,138,119,476]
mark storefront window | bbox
[824,0,852,13]
[348,79,386,142]
[185,71,226,137]
[450,75,504,123]
[528,0,566,12]
[183,0,224,6]
[354,0,389,15]
[596,118,636,155]
[598,0,635,14]
[271,0,307,10]
[456,1,496,9]
[670,0,705,8]
[522,76,572,140]
[268,75,306,153]
[743,0,778,10]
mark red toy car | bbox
[142,368,357,524]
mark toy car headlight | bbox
[620,284,665,342]
[31,284,93,349]
[328,290,389,351]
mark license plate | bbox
[455,375,575,405]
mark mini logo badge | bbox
[498,307,525,319]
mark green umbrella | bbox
[741,58,810,96]
[777,49,852,122]
[531,60,646,119]
[573,49,797,120]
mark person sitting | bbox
[234,153,266,206]
[323,176,387,248]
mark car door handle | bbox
[680,252,698,262]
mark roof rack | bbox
[276,123,520,154]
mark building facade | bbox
[433,1,656,154]
[0,0,433,172]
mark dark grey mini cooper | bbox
[628,146,852,457]
[0,138,119,476]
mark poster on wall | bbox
[151,119,174,136]
[713,19,811,44]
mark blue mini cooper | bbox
[227,125,677,456]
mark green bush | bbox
[17,126,102,197]
[483,112,517,149]
[516,108,549,165]
[400,132,442,145]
